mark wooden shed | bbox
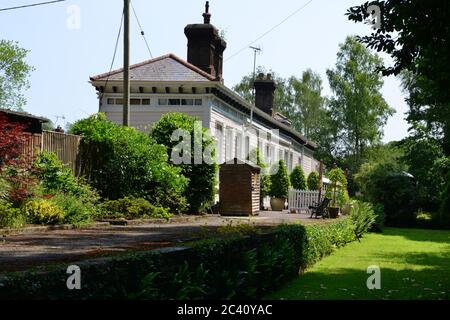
[219,158,261,216]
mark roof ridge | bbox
[90,53,215,81]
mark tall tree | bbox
[286,69,327,139]
[326,36,395,171]
[347,0,450,155]
[0,40,34,111]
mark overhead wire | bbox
[0,0,66,12]
[225,0,314,62]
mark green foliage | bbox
[150,112,217,214]
[372,203,386,232]
[249,148,271,199]
[102,196,171,220]
[350,201,376,240]
[401,137,450,211]
[51,194,97,227]
[348,1,450,155]
[326,167,347,207]
[23,199,65,225]
[0,200,26,229]
[290,165,306,190]
[0,40,34,111]
[302,218,356,267]
[326,36,395,171]
[71,113,187,213]
[269,160,289,198]
[307,171,320,190]
[439,170,450,228]
[0,217,373,299]
[34,151,95,198]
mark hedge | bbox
[0,217,363,300]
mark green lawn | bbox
[268,228,450,300]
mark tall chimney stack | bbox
[184,2,227,81]
[254,73,276,115]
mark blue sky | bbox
[0,0,410,142]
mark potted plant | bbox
[269,160,289,211]
[326,167,347,218]
[339,189,352,215]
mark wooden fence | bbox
[288,189,321,212]
[19,130,81,173]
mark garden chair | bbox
[309,197,331,219]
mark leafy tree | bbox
[347,0,450,155]
[307,171,320,190]
[0,40,34,111]
[71,113,188,213]
[269,160,289,198]
[286,70,328,139]
[326,36,395,172]
[290,165,306,190]
[439,169,450,228]
[401,136,450,211]
[150,113,217,214]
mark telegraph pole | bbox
[249,46,261,126]
[123,0,130,126]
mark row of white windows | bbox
[215,124,302,171]
[106,98,203,106]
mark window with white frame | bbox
[225,128,233,161]
[215,123,224,164]
[235,132,243,160]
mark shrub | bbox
[0,114,27,168]
[302,218,355,266]
[307,171,319,190]
[0,200,26,229]
[439,170,450,228]
[51,194,98,227]
[71,113,188,213]
[150,113,217,214]
[290,165,306,190]
[350,201,376,240]
[23,199,65,225]
[0,217,373,299]
[402,137,450,211]
[269,160,289,198]
[102,197,172,220]
[372,202,385,231]
[326,167,347,207]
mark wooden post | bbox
[318,160,324,201]
[123,0,130,126]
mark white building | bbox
[90,4,319,176]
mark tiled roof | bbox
[90,54,215,82]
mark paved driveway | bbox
[0,212,332,273]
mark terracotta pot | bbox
[328,207,340,219]
[270,198,285,211]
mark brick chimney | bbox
[254,73,276,115]
[184,1,227,81]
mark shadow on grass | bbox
[382,227,450,244]
[268,265,450,300]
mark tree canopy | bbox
[347,0,450,155]
[0,40,34,111]
[326,36,395,171]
